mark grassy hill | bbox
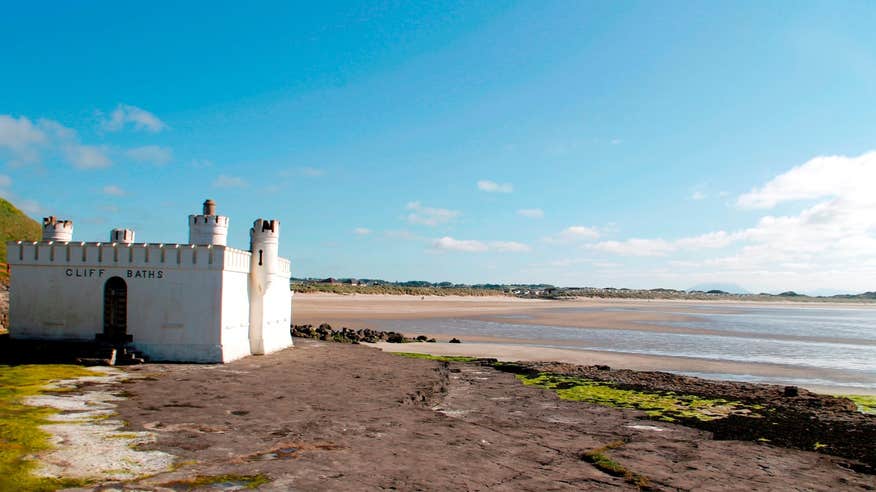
[0,197,41,266]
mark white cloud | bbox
[353,227,371,235]
[517,208,544,219]
[64,144,111,169]
[490,241,531,252]
[477,180,513,193]
[690,191,706,200]
[433,236,488,252]
[432,237,530,253]
[589,231,740,257]
[213,174,247,188]
[126,145,172,165]
[103,104,167,133]
[406,201,459,226]
[545,225,600,243]
[589,238,676,257]
[737,151,876,209]
[1,115,112,170]
[674,231,738,249]
[103,185,125,196]
[0,115,47,165]
[581,151,876,292]
[610,138,622,145]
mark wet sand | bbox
[294,294,876,395]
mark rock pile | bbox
[290,323,437,344]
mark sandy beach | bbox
[294,293,876,395]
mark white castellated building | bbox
[5,199,293,363]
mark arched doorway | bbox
[102,276,128,342]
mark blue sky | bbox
[2,1,875,294]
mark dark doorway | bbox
[101,276,130,342]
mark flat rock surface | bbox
[108,339,875,491]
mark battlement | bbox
[110,228,135,244]
[6,240,253,271]
[42,216,74,242]
[189,215,229,226]
[278,257,291,275]
[250,218,280,241]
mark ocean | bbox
[378,304,876,392]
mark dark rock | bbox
[386,333,406,343]
[449,338,462,344]
[784,386,799,397]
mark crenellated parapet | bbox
[110,228,135,244]
[42,216,74,242]
[6,240,251,271]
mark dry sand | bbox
[294,293,876,395]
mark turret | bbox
[110,228,135,244]
[249,218,283,355]
[250,219,280,274]
[188,199,229,246]
[42,216,73,242]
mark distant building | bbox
[6,199,293,363]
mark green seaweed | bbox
[393,352,478,363]
[518,373,757,422]
[582,441,652,490]
[0,364,100,491]
[162,473,271,490]
[838,394,876,415]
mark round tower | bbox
[250,218,280,275]
[249,218,281,355]
[110,228,135,244]
[42,216,73,242]
[188,199,229,246]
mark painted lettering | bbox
[65,268,73,277]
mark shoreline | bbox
[295,293,876,396]
[369,341,876,396]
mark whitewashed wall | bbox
[8,242,231,362]
[7,239,293,363]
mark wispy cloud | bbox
[690,191,706,200]
[279,166,326,177]
[213,174,247,188]
[433,236,488,252]
[490,241,531,252]
[432,237,530,253]
[63,144,111,169]
[406,202,459,226]
[0,115,47,166]
[517,208,544,219]
[102,104,167,133]
[126,145,173,165]
[477,179,513,193]
[353,227,371,235]
[102,185,125,196]
[0,115,111,169]
[588,238,677,257]
[544,225,600,243]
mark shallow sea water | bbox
[380,304,876,391]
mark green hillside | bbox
[0,197,41,266]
